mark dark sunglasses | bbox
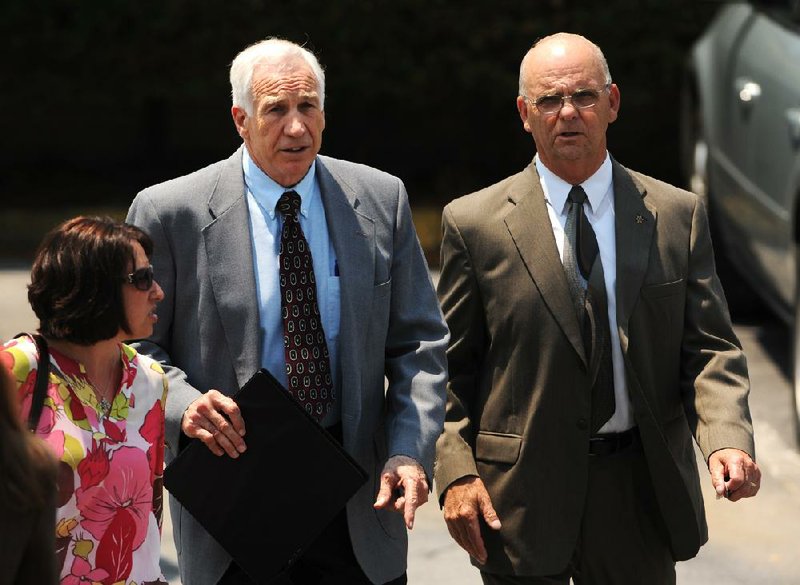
[124,265,155,291]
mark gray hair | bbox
[230,38,326,116]
[518,33,612,97]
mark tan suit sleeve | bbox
[434,205,485,498]
[680,197,754,460]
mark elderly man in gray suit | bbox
[127,38,448,585]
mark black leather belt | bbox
[588,427,638,456]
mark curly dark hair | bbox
[28,216,154,345]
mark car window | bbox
[752,0,800,26]
[752,0,789,8]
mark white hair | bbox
[518,33,612,97]
[230,38,326,115]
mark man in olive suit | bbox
[435,32,760,585]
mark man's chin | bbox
[272,159,316,188]
[552,148,586,161]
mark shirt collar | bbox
[534,153,613,216]
[242,149,317,220]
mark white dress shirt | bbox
[244,150,341,426]
[535,153,634,433]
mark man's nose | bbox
[558,100,579,119]
[285,113,306,136]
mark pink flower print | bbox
[77,441,110,490]
[23,384,57,435]
[61,555,109,585]
[66,394,89,428]
[120,352,138,388]
[140,401,164,484]
[96,508,136,585]
[102,420,127,445]
[36,400,57,434]
[0,349,17,381]
[51,349,83,378]
[76,446,153,549]
[0,337,19,352]
[16,368,37,414]
[43,429,66,461]
[56,460,76,508]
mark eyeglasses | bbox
[124,265,154,291]
[526,84,611,115]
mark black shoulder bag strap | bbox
[14,332,50,432]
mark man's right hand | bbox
[181,390,247,458]
[442,475,502,565]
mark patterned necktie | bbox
[276,190,335,423]
[564,185,615,433]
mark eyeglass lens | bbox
[535,89,601,114]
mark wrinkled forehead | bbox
[251,57,320,100]
[524,41,606,94]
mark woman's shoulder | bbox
[121,343,167,396]
[2,335,40,380]
[121,343,164,374]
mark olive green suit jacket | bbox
[434,159,754,576]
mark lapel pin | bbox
[635,214,646,224]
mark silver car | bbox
[681,1,800,443]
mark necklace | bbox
[93,370,118,421]
[98,396,113,420]
[46,339,120,421]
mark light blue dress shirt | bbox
[244,151,341,425]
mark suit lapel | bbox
[316,157,375,418]
[202,148,261,388]
[610,162,701,552]
[504,164,587,366]
[612,160,657,339]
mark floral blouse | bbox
[1,337,168,585]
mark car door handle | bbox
[735,78,762,104]
[787,108,800,150]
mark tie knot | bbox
[277,190,301,218]
[568,185,588,205]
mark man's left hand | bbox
[708,448,761,501]
[373,455,428,529]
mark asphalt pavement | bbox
[1,268,798,584]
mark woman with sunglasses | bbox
[1,216,168,585]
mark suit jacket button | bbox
[576,418,588,430]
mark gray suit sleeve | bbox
[127,191,203,457]
[383,179,449,482]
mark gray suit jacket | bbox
[435,159,754,575]
[127,148,448,585]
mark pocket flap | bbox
[640,279,684,299]
[475,432,522,465]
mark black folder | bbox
[163,369,368,584]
